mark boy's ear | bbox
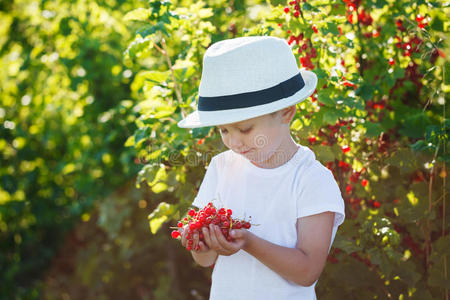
[280,105,296,124]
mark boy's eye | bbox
[219,127,252,134]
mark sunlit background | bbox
[1,0,448,299]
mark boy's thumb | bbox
[230,230,238,237]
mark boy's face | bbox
[217,106,295,164]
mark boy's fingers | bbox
[208,224,221,250]
[181,226,189,247]
[230,229,244,239]
[202,227,212,248]
[198,241,208,251]
[193,241,207,253]
[193,232,199,250]
[214,226,234,251]
[181,235,186,247]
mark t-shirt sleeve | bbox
[297,163,345,228]
[192,156,219,210]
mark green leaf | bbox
[433,235,450,255]
[322,109,340,124]
[149,166,168,186]
[333,236,361,254]
[430,15,443,31]
[302,2,319,12]
[173,60,196,82]
[191,126,212,138]
[374,0,388,8]
[148,202,175,220]
[140,70,170,86]
[124,35,154,59]
[151,182,168,193]
[385,148,418,174]
[311,144,335,161]
[124,135,135,147]
[137,164,159,185]
[393,67,405,79]
[342,96,365,110]
[329,4,346,15]
[368,248,394,277]
[62,163,76,175]
[385,73,396,89]
[149,215,168,234]
[410,140,434,153]
[153,105,176,119]
[325,22,340,35]
[317,90,335,106]
[364,121,383,137]
[395,260,421,286]
[124,8,152,22]
[314,68,328,79]
[398,113,431,138]
[291,119,302,131]
[355,84,374,101]
[148,202,175,234]
[134,126,151,145]
[148,149,163,161]
[198,8,213,18]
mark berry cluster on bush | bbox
[171,202,252,251]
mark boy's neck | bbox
[250,139,299,169]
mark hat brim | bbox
[177,68,318,128]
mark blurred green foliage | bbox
[0,0,141,298]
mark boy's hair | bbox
[269,105,296,123]
[269,105,293,118]
[269,110,280,117]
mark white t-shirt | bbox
[192,143,345,300]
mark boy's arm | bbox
[202,211,335,286]
[191,249,218,267]
[242,211,335,286]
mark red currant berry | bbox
[341,145,351,154]
[171,230,181,239]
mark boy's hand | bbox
[202,224,250,256]
[180,224,210,253]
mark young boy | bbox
[177,36,345,300]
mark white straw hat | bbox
[177,35,318,128]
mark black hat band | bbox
[198,72,306,111]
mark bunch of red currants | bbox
[171,202,251,251]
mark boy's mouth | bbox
[239,149,253,154]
